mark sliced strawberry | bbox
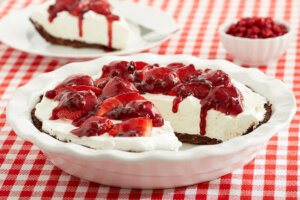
[46,74,95,99]
[124,100,164,127]
[134,61,149,70]
[176,64,200,83]
[109,117,152,137]
[56,74,94,88]
[89,0,115,17]
[114,92,146,105]
[53,85,102,100]
[101,61,135,81]
[133,65,154,83]
[202,70,230,86]
[97,97,123,117]
[167,83,191,97]
[102,77,138,99]
[104,99,164,127]
[166,62,186,70]
[95,77,111,89]
[56,109,83,121]
[71,116,114,137]
[142,67,180,93]
[50,91,100,121]
[184,83,211,99]
[70,0,89,16]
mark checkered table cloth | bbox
[0,0,299,199]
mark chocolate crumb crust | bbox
[29,18,117,50]
[31,95,272,146]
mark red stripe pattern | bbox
[0,0,299,199]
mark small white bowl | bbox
[6,54,296,189]
[219,19,292,66]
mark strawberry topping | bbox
[102,77,138,99]
[71,116,114,137]
[50,90,100,121]
[46,74,96,99]
[97,97,123,117]
[109,117,152,137]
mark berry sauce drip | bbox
[226,17,288,38]
[99,61,244,135]
[48,0,119,48]
[50,90,100,127]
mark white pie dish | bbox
[6,54,296,189]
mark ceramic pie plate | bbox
[6,54,296,189]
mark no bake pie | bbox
[29,0,129,50]
[32,61,271,152]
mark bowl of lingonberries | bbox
[219,17,291,66]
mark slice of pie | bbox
[29,0,130,50]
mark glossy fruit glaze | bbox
[71,116,113,137]
[46,75,162,137]
[48,0,119,48]
[226,17,288,39]
[100,61,244,135]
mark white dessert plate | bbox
[0,3,178,58]
[6,54,296,189]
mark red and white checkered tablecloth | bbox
[0,0,299,199]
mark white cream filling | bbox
[142,79,267,141]
[30,2,130,49]
[35,97,182,152]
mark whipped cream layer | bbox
[35,97,182,152]
[30,3,129,49]
[143,79,268,141]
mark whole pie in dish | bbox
[32,60,271,152]
[29,0,129,50]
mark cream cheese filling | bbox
[30,2,130,49]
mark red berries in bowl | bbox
[219,17,291,66]
[226,17,288,39]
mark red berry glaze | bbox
[71,116,113,137]
[134,61,149,70]
[109,117,152,137]
[104,100,164,127]
[166,62,186,70]
[101,61,136,81]
[45,74,95,99]
[52,85,102,101]
[50,90,100,122]
[176,64,202,83]
[102,77,138,99]
[226,17,288,39]
[141,67,180,93]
